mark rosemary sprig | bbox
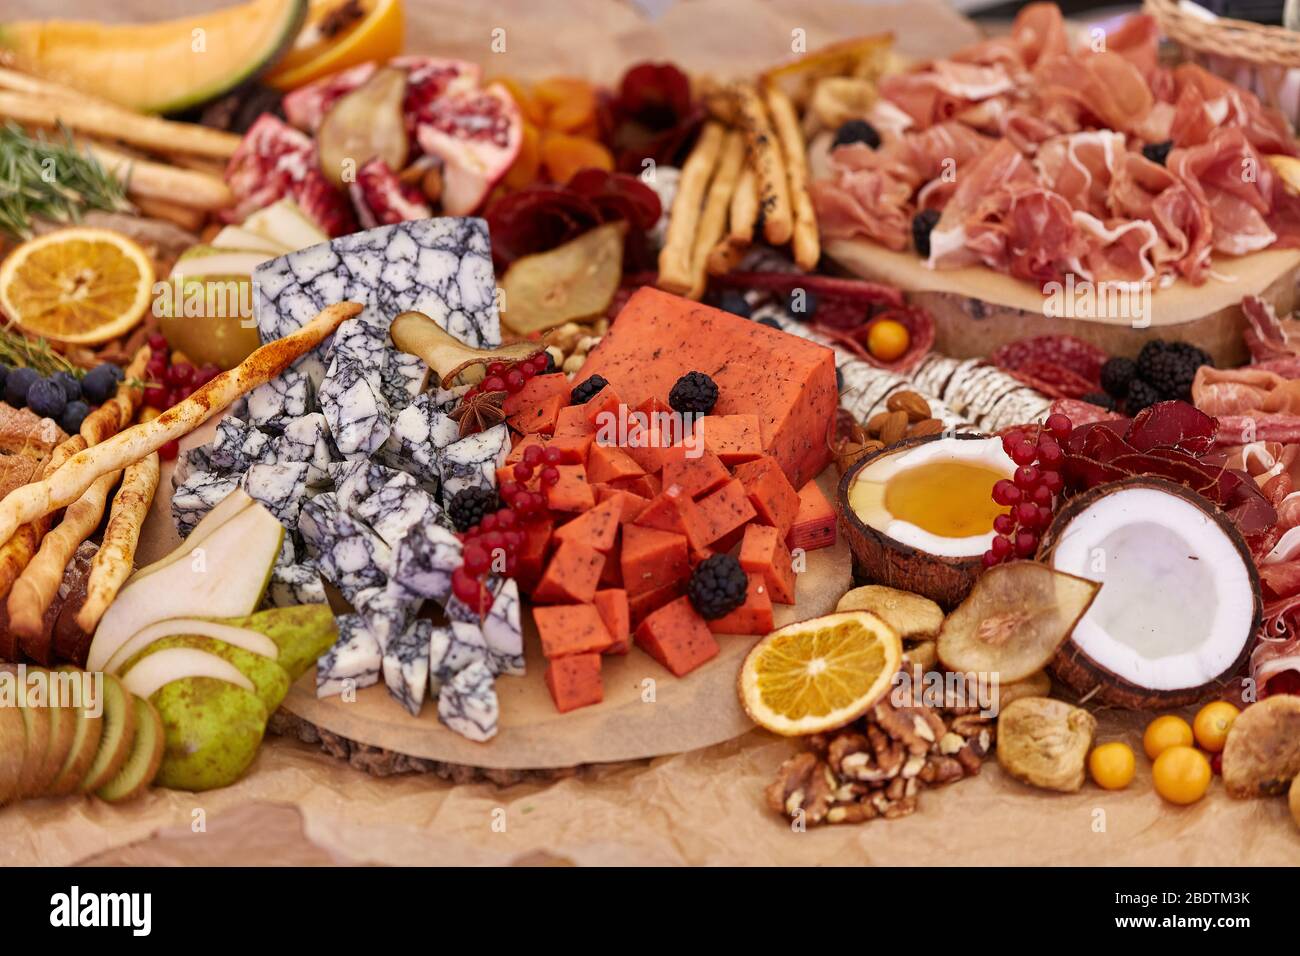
[0,122,131,241]
[0,323,82,377]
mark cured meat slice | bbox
[1168,129,1279,256]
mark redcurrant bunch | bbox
[982,412,1073,568]
[461,351,551,402]
[144,333,220,461]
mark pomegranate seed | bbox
[1001,430,1024,456]
[1038,441,1064,469]
[992,479,1022,506]
[482,375,506,393]
[513,462,534,481]
[463,545,490,574]
[990,534,1012,558]
[503,530,523,550]
[1036,504,1053,528]
[505,369,526,392]
[158,439,180,461]
[481,530,505,551]
[499,480,521,502]
[519,363,537,380]
[993,514,1015,535]
[143,385,167,409]
[1015,530,1038,557]
[1046,413,1073,441]
[165,364,193,387]
[1014,465,1041,490]
[540,465,560,486]
[523,444,544,466]
[1010,441,1037,466]
[513,493,535,516]
[543,447,563,465]
[147,333,168,352]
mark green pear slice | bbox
[0,704,25,806]
[124,489,255,587]
[220,605,337,681]
[96,697,164,803]
[47,688,104,797]
[152,677,268,792]
[106,618,279,674]
[35,702,76,795]
[88,501,283,671]
[120,636,288,712]
[208,227,287,257]
[243,198,327,250]
[79,674,137,793]
[16,703,50,797]
[119,647,256,699]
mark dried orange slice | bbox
[739,610,902,736]
[0,227,154,346]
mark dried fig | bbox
[1221,695,1300,798]
[996,697,1096,793]
[837,585,943,641]
[938,561,1099,684]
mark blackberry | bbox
[832,119,881,150]
[668,371,719,415]
[1099,356,1137,399]
[1082,391,1116,411]
[1136,340,1211,401]
[570,374,608,405]
[448,487,499,532]
[1142,140,1173,166]
[912,208,941,257]
[687,554,749,620]
[1125,378,1162,416]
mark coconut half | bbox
[1039,477,1261,709]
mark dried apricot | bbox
[493,75,544,127]
[504,121,542,190]
[541,132,613,185]
[533,76,597,132]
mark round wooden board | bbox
[824,238,1300,368]
[279,472,852,770]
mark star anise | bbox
[449,389,508,438]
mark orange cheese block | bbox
[595,485,650,524]
[661,449,731,499]
[635,596,720,677]
[545,653,604,712]
[545,464,596,512]
[586,443,645,484]
[620,524,689,596]
[739,523,797,604]
[788,479,837,552]
[696,414,762,465]
[534,539,605,604]
[628,579,684,626]
[507,433,546,464]
[534,604,613,657]
[707,575,775,635]
[608,473,660,499]
[593,588,630,654]
[554,403,595,437]
[695,478,758,546]
[517,517,554,590]
[582,383,624,429]
[505,374,571,434]
[634,485,712,551]
[553,497,621,552]
[731,455,800,539]
[578,287,837,489]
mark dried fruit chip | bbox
[936,560,1099,683]
[835,584,943,641]
[996,696,1096,792]
[1221,694,1300,797]
[317,66,409,189]
[390,310,543,386]
[499,221,625,334]
[541,131,614,185]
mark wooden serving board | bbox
[824,238,1300,368]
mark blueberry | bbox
[81,363,121,405]
[27,378,67,419]
[757,317,783,330]
[50,370,82,403]
[4,367,39,408]
[832,119,881,150]
[717,290,752,318]
[0,366,8,394]
[59,400,90,435]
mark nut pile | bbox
[831,390,946,475]
[543,319,608,375]
[766,690,994,826]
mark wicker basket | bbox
[1146,0,1300,122]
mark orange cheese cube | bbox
[581,383,624,429]
[595,485,650,524]
[696,414,763,465]
[707,576,775,635]
[505,374,571,434]
[553,497,621,552]
[545,653,604,712]
[586,443,645,484]
[620,524,689,596]
[608,472,661,500]
[534,539,605,604]
[593,589,630,654]
[628,580,684,626]
[635,597,720,676]
[731,455,801,539]
[739,523,797,604]
[554,403,595,437]
[534,604,613,657]
[516,517,554,590]
[545,464,596,512]
[695,478,757,546]
[661,449,731,499]
[788,480,837,552]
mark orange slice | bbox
[266,0,405,91]
[739,610,901,736]
[0,227,154,346]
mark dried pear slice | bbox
[996,697,1096,793]
[836,585,943,641]
[997,670,1051,711]
[317,66,409,188]
[500,221,626,334]
[390,311,544,388]
[937,561,1099,684]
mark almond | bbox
[908,418,946,438]
[866,411,893,437]
[879,410,909,446]
[887,390,931,422]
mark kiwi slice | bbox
[16,703,50,797]
[837,585,945,641]
[937,561,1100,684]
[96,697,164,804]
[47,667,105,796]
[35,702,76,795]
[0,704,25,806]
[78,673,137,793]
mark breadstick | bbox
[707,235,750,276]
[0,436,86,602]
[9,470,122,640]
[729,167,759,242]
[732,83,793,246]
[765,85,820,271]
[658,121,725,295]
[0,301,361,544]
[85,141,234,211]
[75,452,160,635]
[687,130,747,298]
[0,91,241,159]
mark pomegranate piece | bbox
[317,66,410,188]
[283,57,480,135]
[414,82,522,215]
[283,62,378,132]
[223,114,356,236]
[397,55,483,121]
[350,158,432,228]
